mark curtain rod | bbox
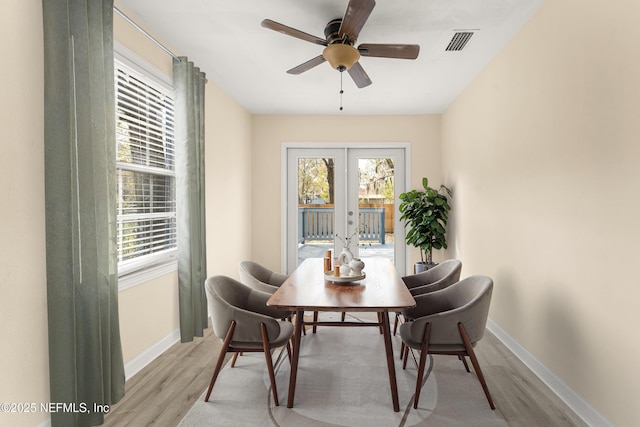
[114,6,180,61]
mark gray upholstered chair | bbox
[403,259,462,296]
[238,260,306,336]
[399,275,495,410]
[239,260,288,294]
[204,275,293,406]
[394,259,462,334]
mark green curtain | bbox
[174,57,208,342]
[42,1,125,426]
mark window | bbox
[115,58,177,278]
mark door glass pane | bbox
[287,147,405,274]
[357,158,394,262]
[297,157,335,266]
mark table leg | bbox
[287,309,304,408]
[381,310,400,412]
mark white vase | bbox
[338,247,354,266]
[349,258,365,275]
[339,264,352,276]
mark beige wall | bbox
[117,272,179,362]
[0,1,48,426]
[205,84,253,278]
[441,0,640,425]
[251,115,441,271]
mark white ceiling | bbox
[115,0,544,115]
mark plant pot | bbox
[414,262,437,273]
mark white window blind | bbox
[115,60,177,276]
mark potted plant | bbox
[399,177,452,272]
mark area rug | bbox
[179,313,507,427]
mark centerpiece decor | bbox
[328,227,367,281]
[335,229,359,269]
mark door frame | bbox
[281,142,411,275]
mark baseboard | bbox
[124,328,181,380]
[487,319,614,427]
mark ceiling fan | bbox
[261,0,420,88]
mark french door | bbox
[284,145,407,275]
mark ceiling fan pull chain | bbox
[339,72,343,111]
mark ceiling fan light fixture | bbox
[322,44,360,71]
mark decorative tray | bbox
[324,272,366,283]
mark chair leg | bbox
[458,355,470,372]
[399,317,413,360]
[205,321,235,402]
[413,323,431,409]
[230,352,240,367]
[458,323,495,410]
[400,342,405,360]
[286,341,292,361]
[261,323,280,406]
[341,312,346,322]
[402,344,409,369]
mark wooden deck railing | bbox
[298,206,386,244]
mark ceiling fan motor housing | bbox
[322,19,360,70]
[324,19,347,44]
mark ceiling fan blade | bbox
[287,55,327,75]
[339,0,376,42]
[261,19,328,46]
[358,44,420,59]
[347,62,372,88]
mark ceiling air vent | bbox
[445,32,474,51]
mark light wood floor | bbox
[103,316,589,427]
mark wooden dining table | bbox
[267,257,415,412]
